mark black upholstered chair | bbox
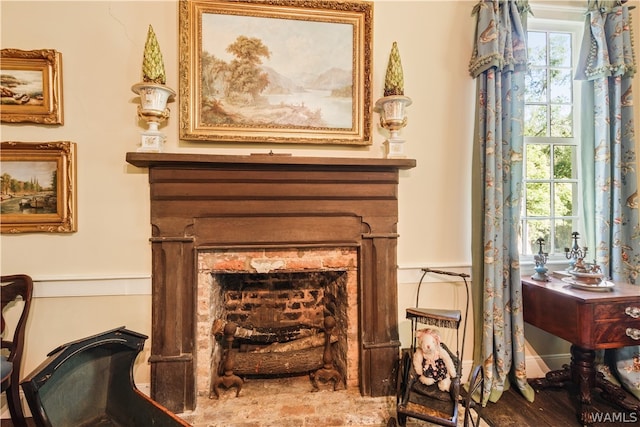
[21,326,191,427]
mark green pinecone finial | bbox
[142,25,166,85]
[384,42,404,97]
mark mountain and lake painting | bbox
[199,11,354,130]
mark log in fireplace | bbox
[126,153,416,413]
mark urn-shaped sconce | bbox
[374,42,412,159]
[131,25,175,153]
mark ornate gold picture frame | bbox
[0,49,64,125]
[1,141,76,233]
[179,0,373,145]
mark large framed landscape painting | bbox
[179,0,373,145]
[1,141,76,233]
[0,49,64,125]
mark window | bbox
[521,17,583,259]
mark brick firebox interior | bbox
[197,247,360,398]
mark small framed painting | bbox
[1,141,77,233]
[179,0,373,145]
[0,49,64,125]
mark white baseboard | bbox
[138,382,151,396]
[523,353,570,378]
[458,352,569,383]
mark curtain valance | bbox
[468,0,529,78]
[576,1,636,80]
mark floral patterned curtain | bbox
[576,0,639,284]
[469,0,535,405]
[575,0,639,401]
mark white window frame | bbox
[521,5,585,266]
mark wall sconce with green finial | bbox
[131,25,176,152]
[374,42,412,159]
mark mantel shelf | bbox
[126,152,416,170]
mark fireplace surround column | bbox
[147,236,196,411]
[361,232,402,394]
[126,153,416,413]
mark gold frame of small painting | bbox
[1,49,64,125]
[1,141,76,233]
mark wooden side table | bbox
[521,276,640,425]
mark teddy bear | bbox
[412,328,457,392]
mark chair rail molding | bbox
[26,275,151,298]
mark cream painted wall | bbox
[1,0,639,401]
[0,0,477,275]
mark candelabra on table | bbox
[564,232,587,272]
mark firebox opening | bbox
[210,270,350,389]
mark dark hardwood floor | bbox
[479,380,639,427]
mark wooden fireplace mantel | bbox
[126,152,416,170]
[126,152,416,413]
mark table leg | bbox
[531,346,596,425]
[569,345,596,425]
[533,345,640,425]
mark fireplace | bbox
[126,153,416,413]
